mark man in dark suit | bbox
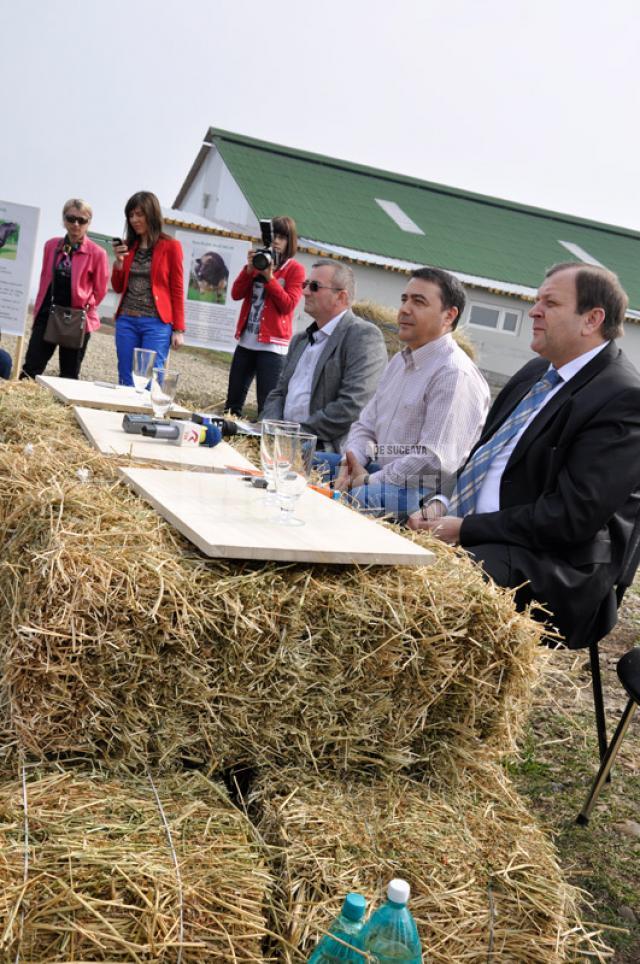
[261,261,387,450]
[409,262,640,648]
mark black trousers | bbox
[225,345,284,417]
[20,307,91,380]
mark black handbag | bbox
[43,244,88,349]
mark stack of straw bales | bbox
[0,383,540,773]
[0,381,610,960]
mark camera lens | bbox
[252,250,271,271]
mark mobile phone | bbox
[112,237,123,246]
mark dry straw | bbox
[0,382,541,773]
[0,765,273,962]
[353,299,477,360]
[252,762,611,962]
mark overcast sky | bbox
[3,0,639,275]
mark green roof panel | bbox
[208,128,640,310]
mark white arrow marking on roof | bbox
[557,240,605,266]
[375,199,425,235]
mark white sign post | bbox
[0,200,40,334]
[176,230,249,352]
[0,199,40,376]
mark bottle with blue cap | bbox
[361,879,422,962]
[308,892,367,962]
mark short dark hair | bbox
[124,190,165,247]
[410,266,466,330]
[271,215,298,261]
[545,262,628,339]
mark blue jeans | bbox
[0,347,12,380]
[314,453,426,522]
[115,315,172,386]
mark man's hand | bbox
[345,450,369,488]
[333,460,351,492]
[334,450,369,492]
[171,331,184,349]
[422,515,462,545]
[408,499,445,530]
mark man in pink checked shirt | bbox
[318,266,490,521]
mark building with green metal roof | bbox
[169,127,640,383]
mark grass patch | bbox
[509,703,640,961]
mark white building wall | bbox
[182,147,260,231]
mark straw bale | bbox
[353,299,478,360]
[252,764,611,962]
[0,766,274,961]
[0,382,541,773]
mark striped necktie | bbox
[450,367,563,517]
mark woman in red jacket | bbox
[111,191,185,385]
[225,215,304,417]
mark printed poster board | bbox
[0,200,40,336]
[175,230,250,352]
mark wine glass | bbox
[260,419,300,503]
[150,368,180,418]
[132,348,157,394]
[273,431,317,525]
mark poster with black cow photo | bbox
[0,220,20,261]
[176,231,249,352]
[0,200,39,336]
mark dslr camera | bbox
[252,219,278,272]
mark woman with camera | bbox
[224,215,304,418]
[111,191,185,385]
[20,198,109,380]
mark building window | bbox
[467,303,522,335]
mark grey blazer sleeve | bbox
[302,321,387,447]
[260,334,306,421]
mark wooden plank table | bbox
[120,467,434,566]
[74,406,256,473]
[36,375,191,417]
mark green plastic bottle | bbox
[361,879,422,962]
[308,892,367,962]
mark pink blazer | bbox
[33,236,110,332]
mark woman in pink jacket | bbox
[21,198,109,380]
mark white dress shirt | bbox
[475,341,610,513]
[346,333,490,488]
[283,311,346,424]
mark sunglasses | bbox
[64,215,89,225]
[302,280,344,293]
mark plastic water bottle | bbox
[308,892,367,962]
[362,879,422,962]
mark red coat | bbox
[34,236,109,333]
[112,235,185,331]
[231,258,304,346]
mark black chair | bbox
[578,506,640,770]
[577,647,640,824]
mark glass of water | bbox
[150,368,179,418]
[273,430,317,525]
[132,348,157,393]
[260,419,300,502]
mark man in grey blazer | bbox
[261,261,387,450]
